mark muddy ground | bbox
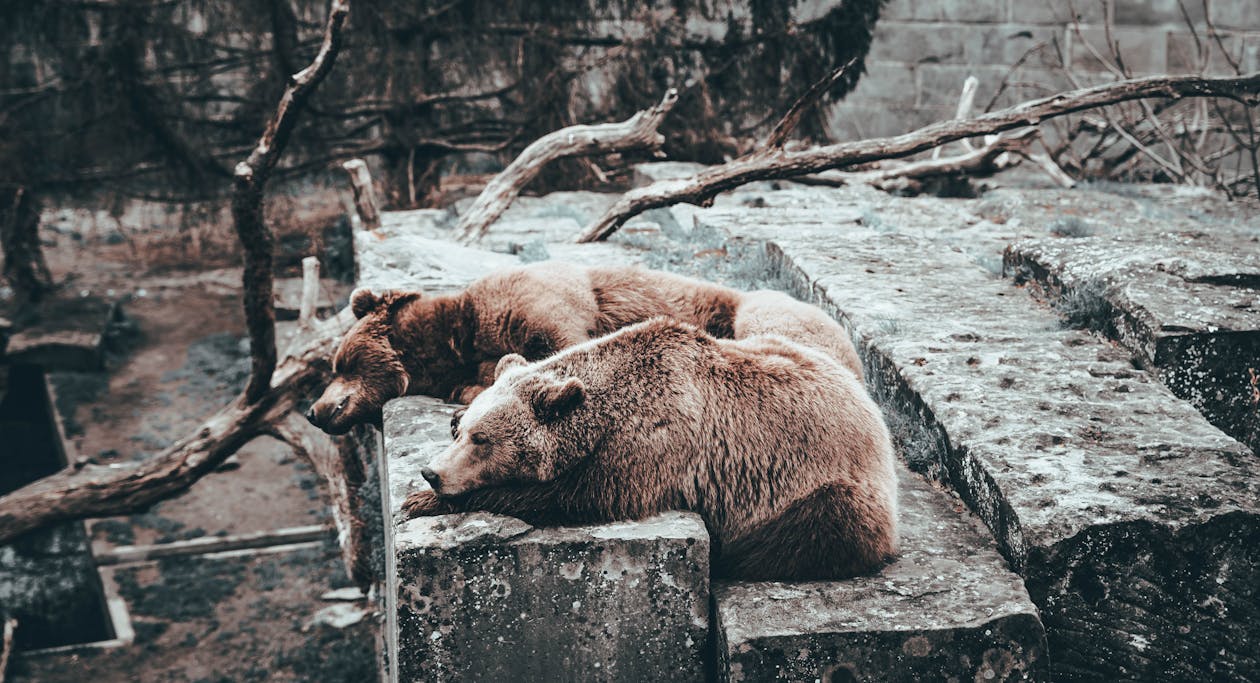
[6,218,370,682]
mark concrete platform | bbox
[715,465,1045,682]
[381,396,710,682]
[689,208,1260,682]
[1006,234,1260,455]
[2,293,121,371]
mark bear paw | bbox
[401,489,456,518]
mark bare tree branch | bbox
[0,312,349,545]
[764,57,858,150]
[577,71,1260,243]
[456,88,679,243]
[232,0,350,403]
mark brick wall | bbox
[826,0,1259,140]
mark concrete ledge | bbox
[716,466,1045,682]
[707,217,1260,681]
[381,397,709,682]
[1005,235,1260,455]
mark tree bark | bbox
[457,89,679,243]
[342,159,381,230]
[577,71,1260,242]
[232,0,350,403]
[0,188,53,310]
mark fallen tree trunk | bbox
[802,128,1037,188]
[0,312,350,545]
[577,71,1260,242]
[457,89,679,243]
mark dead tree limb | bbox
[342,158,381,230]
[577,71,1260,242]
[0,617,14,683]
[457,88,679,243]
[764,58,857,150]
[804,128,1037,188]
[232,0,349,403]
[0,311,350,545]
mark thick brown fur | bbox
[308,262,865,435]
[308,262,742,433]
[406,319,898,581]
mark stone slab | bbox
[353,228,518,293]
[1006,234,1260,454]
[715,464,1045,682]
[2,294,121,371]
[692,209,1260,681]
[380,396,709,682]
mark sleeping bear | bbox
[306,262,863,435]
[402,318,898,580]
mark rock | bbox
[715,464,1046,682]
[381,397,710,682]
[307,602,369,630]
[353,229,518,293]
[2,293,121,371]
[1005,234,1260,455]
[690,209,1260,682]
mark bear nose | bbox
[420,467,442,491]
[305,406,321,427]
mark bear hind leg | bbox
[717,480,896,581]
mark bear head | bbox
[307,288,474,434]
[420,353,588,496]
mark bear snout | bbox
[419,466,442,491]
[307,389,354,434]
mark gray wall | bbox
[826,0,1259,140]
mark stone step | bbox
[715,463,1045,682]
[690,208,1260,681]
[380,396,710,682]
[1,293,122,371]
[380,395,1044,683]
[1005,234,1260,455]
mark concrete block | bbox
[1209,2,1260,30]
[882,0,1007,23]
[691,203,1260,681]
[1114,0,1205,25]
[1069,25,1169,73]
[715,464,1046,682]
[916,64,1012,108]
[381,397,709,682]
[1166,30,1241,72]
[1014,1,1104,26]
[843,61,918,104]
[2,294,120,372]
[1006,234,1260,454]
[870,23,1059,67]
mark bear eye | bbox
[470,432,489,446]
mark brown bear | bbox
[403,318,898,580]
[307,262,864,435]
[734,289,863,381]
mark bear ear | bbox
[495,353,529,381]
[350,288,380,318]
[531,377,585,422]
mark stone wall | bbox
[825,0,1260,140]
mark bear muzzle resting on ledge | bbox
[405,318,898,581]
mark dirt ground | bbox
[6,219,371,681]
